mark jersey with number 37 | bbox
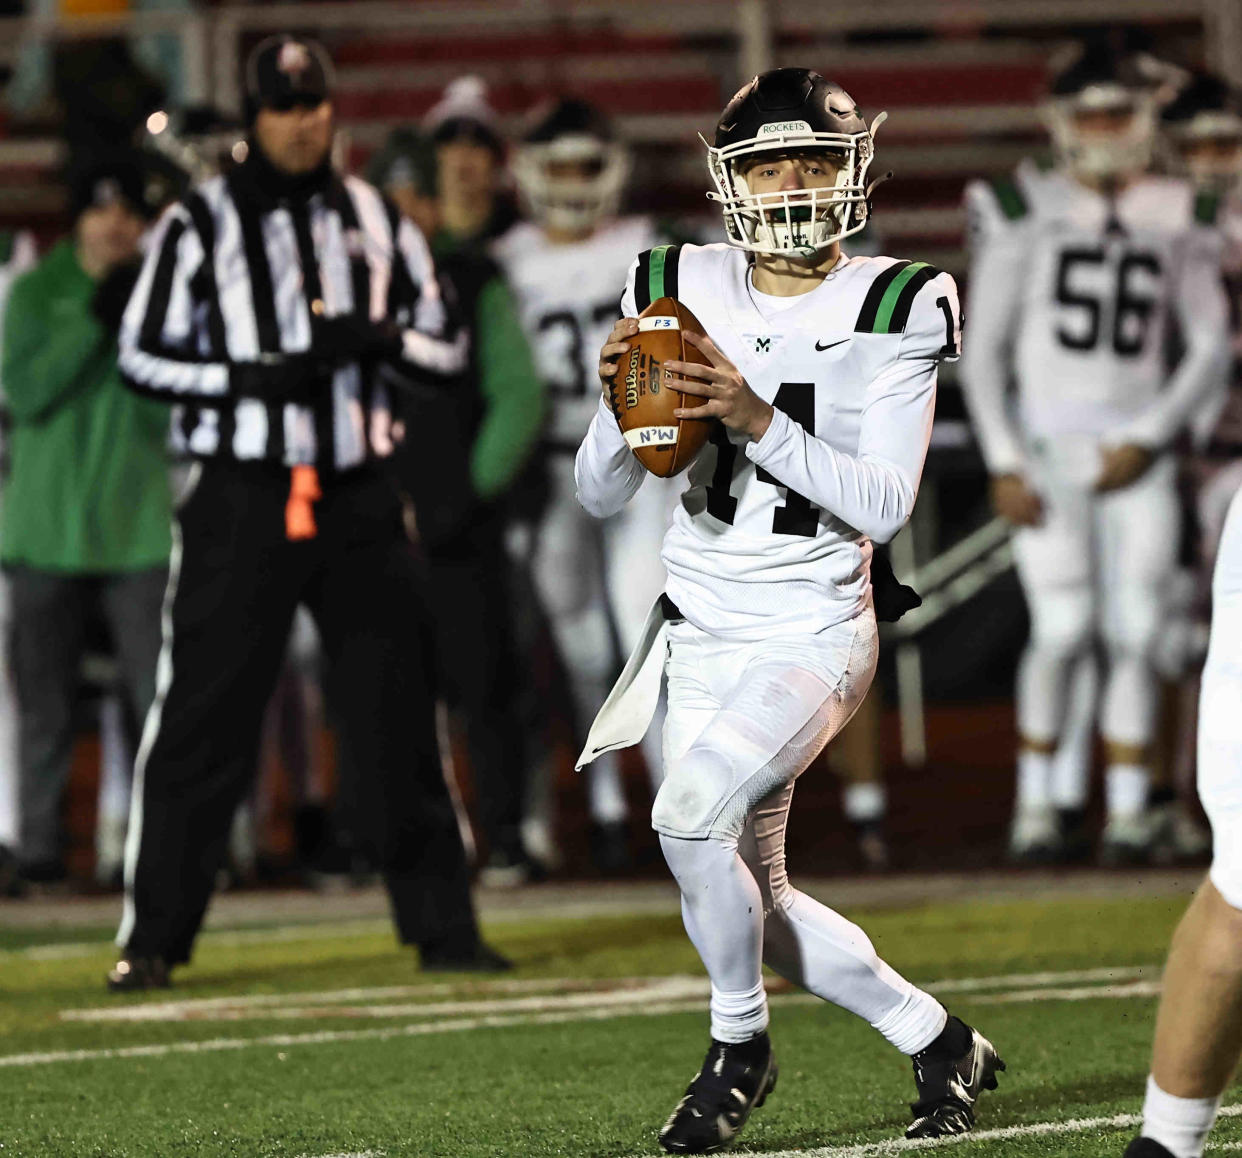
[492,216,662,451]
[575,242,959,641]
[960,161,1229,474]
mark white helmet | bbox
[704,68,885,258]
[1161,74,1242,193]
[512,99,630,233]
[1044,47,1157,182]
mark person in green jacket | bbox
[370,127,548,884]
[2,156,172,882]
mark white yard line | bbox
[299,1152,384,1158]
[57,963,1163,1024]
[0,998,714,1068]
[922,964,1155,994]
[62,975,711,1023]
[970,980,1164,1005]
[59,975,666,1020]
[706,1104,1242,1158]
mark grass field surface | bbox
[1,873,1236,1157]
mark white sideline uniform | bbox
[493,217,679,819]
[960,163,1230,748]
[575,242,957,838]
[0,230,37,850]
[1200,487,1242,909]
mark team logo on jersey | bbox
[745,332,783,355]
[344,229,366,259]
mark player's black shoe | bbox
[106,954,170,992]
[1122,1139,1176,1157]
[906,1017,1004,1138]
[659,1033,777,1154]
[419,939,513,973]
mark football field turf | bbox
[2,873,1238,1157]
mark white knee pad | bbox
[653,679,836,841]
[1017,584,1094,740]
[653,742,756,841]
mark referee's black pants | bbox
[119,460,478,966]
[425,516,528,862]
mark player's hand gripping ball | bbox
[597,297,715,478]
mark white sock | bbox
[763,888,946,1053]
[1106,763,1149,821]
[1142,1075,1220,1158]
[1016,749,1053,811]
[843,781,886,825]
[710,980,769,1043]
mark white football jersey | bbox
[961,160,1230,474]
[493,216,662,450]
[576,242,959,640]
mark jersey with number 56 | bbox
[960,160,1230,475]
[575,242,959,640]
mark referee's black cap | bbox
[244,35,334,123]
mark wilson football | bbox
[606,296,714,477]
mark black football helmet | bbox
[1161,73,1242,192]
[513,98,630,233]
[704,68,884,257]
[1044,44,1158,181]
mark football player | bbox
[960,45,1231,864]
[1122,486,1242,1158]
[1148,74,1242,863]
[577,69,1002,1152]
[493,99,681,869]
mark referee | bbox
[108,35,506,989]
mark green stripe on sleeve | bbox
[648,244,673,303]
[989,177,1028,221]
[1195,188,1222,226]
[872,261,931,333]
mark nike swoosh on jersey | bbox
[815,338,849,352]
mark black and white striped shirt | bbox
[119,168,465,471]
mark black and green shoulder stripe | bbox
[854,260,942,335]
[987,176,1028,221]
[634,243,682,311]
[1194,187,1223,226]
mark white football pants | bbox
[1199,489,1242,910]
[530,455,679,823]
[656,610,946,1051]
[1012,440,1179,749]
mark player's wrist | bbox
[747,401,774,441]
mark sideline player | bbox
[577,69,1002,1152]
[960,46,1231,863]
[494,99,680,869]
[1122,486,1242,1158]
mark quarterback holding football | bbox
[575,69,1002,1152]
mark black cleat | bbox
[106,954,170,992]
[1122,1139,1177,1157]
[419,940,513,973]
[906,1019,1005,1139]
[659,1033,777,1154]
